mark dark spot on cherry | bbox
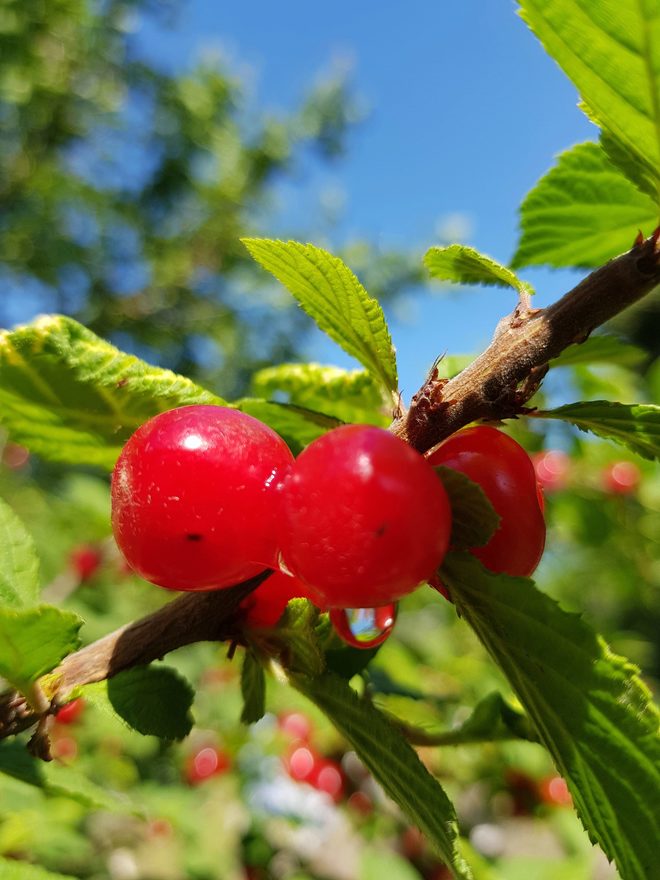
[186,533,203,542]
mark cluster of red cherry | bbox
[111,405,546,648]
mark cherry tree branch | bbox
[1,230,659,743]
[392,229,660,453]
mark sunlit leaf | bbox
[243,239,398,396]
[512,143,657,269]
[519,0,660,205]
[443,553,660,880]
[0,315,224,470]
[0,606,82,693]
[531,401,660,460]
[425,245,533,296]
[0,497,39,608]
[251,362,389,425]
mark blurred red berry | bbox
[532,450,570,493]
[347,790,373,816]
[601,461,641,495]
[278,711,312,742]
[52,735,78,763]
[70,545,102,582]
[54,698,85,725]
[400,826,426,860]
[286,745,318,783]
[2,443,29,470]
[147,818,173,838]
[185,746,231,785]
[309,758,345,802]
[538,774,572,807]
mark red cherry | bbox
[531,450,570,493]
[347,790,373,815]
[70,545,102,582]
[329,604,397,649]
[428,426,545,577]
[147,818,173,838]
[309,758,345,802]
[54,698,85,725]
[277,425,452,608]
[286,745,318,783]
[538,774,572,807]
[2,442,29,469]
[601,461,640,495]
[184,746,231,785]
[241,572,322,629]
[52,735,78,763]
[111,405,294,591]
[278,712,313,742]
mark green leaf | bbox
[549,333,648,369]
[600,128,660,203]
[293,671,472,880]
[425,245,533,296]
[273,598,325,677]
[396,692,536,747]
[0,497,40,608]
[519,0,660,205]
[0,315,224,470]
[0,739,44,788]
[531,401,660,460]
[105,665,195,740]
[442,553,660,880]
[0,606,82,693]
[240,650,266,724]
[0,740,134,814]
[512,142,658,269]
[435,467,500,550]
[42,761,136,813]
[0,857,78,880]
[234,398,342,455]
[242,239,398,396]
[251,363,389,425]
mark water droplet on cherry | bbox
[329,604,397,649]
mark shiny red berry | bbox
[277,425,452,608]
[428,426,545,577]
[111,405,293,591]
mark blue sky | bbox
[140,1,596,398]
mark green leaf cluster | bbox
[515,1,660,269]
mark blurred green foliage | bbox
[0,0,420,398]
